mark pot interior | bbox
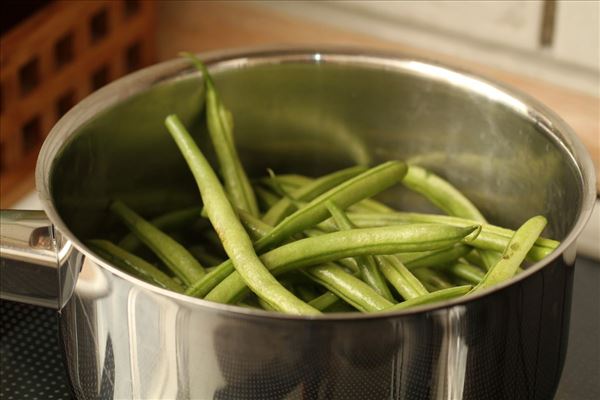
[49,53,583,245]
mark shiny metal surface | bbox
[0,210,75,309]
[2,48,596,399]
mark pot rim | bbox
[36,46,597,321]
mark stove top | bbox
[1,257,598,399]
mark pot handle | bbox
[0,210,76,309]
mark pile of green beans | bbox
[87,55,559,315]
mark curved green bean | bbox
[304,264,394,312]
[386,285,472,311]
[254,186,282,210]
[308,291,342,311]
[118,206,204,252]
[413,268,453,291]
[259,174,313,190]
[166,114,318,315]
[187,245,225,266]
[88,239,184,292]
[254,161,408,252]
[405,165,496,270]
[183,53,259,217]
[337,212,557,260]
[440,261,485,285]
[191,221,476,300]
[403,165,486,221]
[202,223,480,303]
[401,244,472,269]
[376,255,428,300]
[326,201,394,301]
[110,200,205,286]
[473,215,547,292]
[263,166,367,225]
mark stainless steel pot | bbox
[0,48,596,399]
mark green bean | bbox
[304,264,394,312]
[202,224,480,303]
[200,229,226,256]
[254,161,408,252]
[264,169,307,207]
[237,301,261,310]
[196,162,407,294]
[259,174,313,190]
[257,297,278,311]
[324,302,356,313]
[254,186,282,210]
[473,215,547,292]
[403,165,486,221]
[266,174,396,214]
[88,240,184,292]
[166,114,318,315]
[413,268,454,291]
[237,209,273,241]
[118,206,204,252]
[478,249,501,270]
[350,198,395,214]
[376,255,428,300]
[401,244,472,269]
[308,292,342,311]
[441,261,485,285]
[110,200,205,286]
[402,165,539,270]
[183,53,259,217]
[262,166,367,225]
[338,212,557,260]
[326,201,394,301]
[187,245,225,266]
[295,284,320,302]
[386,285,472,311]
[464,250,518,274]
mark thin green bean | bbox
[267,174,395,214]
[386,285,472,311]
[166,114,318,315]
[118,206,204,252]
[254,161,408,252]
[376,255,428,299]
[402,165,486,221]
[308,292,342,311]
[259,174,313,190]
[295,284,320,302]
[110,200,205,286]
[304,264,394,312]
[263,166,367,225]
[441,261,485,285]
[413,268,453,291]
[187,245,225,266]
[326,201,394,301]
[88,240,184,292]
[401,165,526,271]
[337,212,557,260]
[401,244,472,269]
[473,215,547,292]
[183,53,259,217]
[254,186,282,210]
[202,224,480,303]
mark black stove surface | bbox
[1,257,599,399]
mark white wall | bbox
[256,0,599,96]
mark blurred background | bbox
[1,0,598,207]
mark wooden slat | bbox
[0,0,156,206]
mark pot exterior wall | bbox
[59,251,573,400]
